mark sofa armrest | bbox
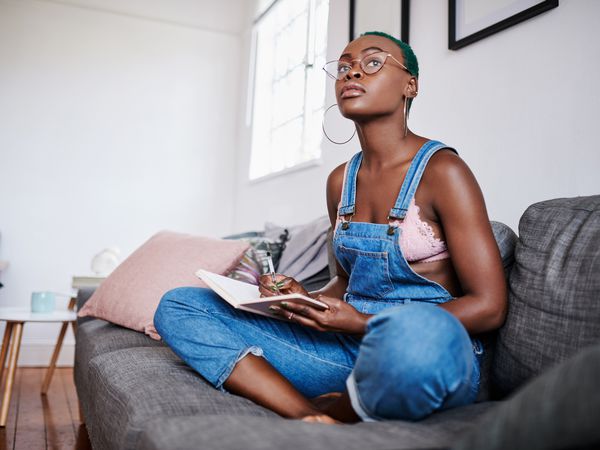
[453,342,600,450]
[76,287,97,325]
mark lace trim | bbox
[407,201,447,251]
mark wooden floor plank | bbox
[0,366,21,450]
[58,369,78,434]
[43,368,76,450]
[14,368,46,450]
[0,367,91,450]
[60,369,91,450]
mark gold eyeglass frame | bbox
[322,51,410,80]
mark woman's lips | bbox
[340,88,365,99]
[340,83,366,99]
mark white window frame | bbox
[247,0,329,182]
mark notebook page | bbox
[196,269,260,307]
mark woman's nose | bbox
[345,68,363,80]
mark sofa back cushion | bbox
[492,195,600,396]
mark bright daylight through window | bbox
[249,0,329,180]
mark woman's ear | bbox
[405,77,419,99]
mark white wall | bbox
[0,0,246,365]
[233,0,600,233]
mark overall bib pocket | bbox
[336,245,395,298]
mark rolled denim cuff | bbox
[346,370,377,422]
[215,345,264,392]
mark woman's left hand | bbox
[269,295,370,335]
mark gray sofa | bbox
[74,196,600,450]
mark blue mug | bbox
[31,291,56,313]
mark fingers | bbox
[258,274,304,297]
[267,304,326,331]
[258,273,288,297]
[280,301,318,319]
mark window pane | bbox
[272,66,305,127]
[272,117,303,170]
[249,0,329,180]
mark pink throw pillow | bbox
[77,230,249,340]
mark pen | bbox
[266,251,280,293]
[267,252,283,294]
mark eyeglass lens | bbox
[324,52,389,80]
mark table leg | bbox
[0,323,14,390]
[41,321,69,395]
[0,322,23,427]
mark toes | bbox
[301,414,339,425]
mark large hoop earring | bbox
[322,103,356,145]
[403,97,409,138]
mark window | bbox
[248,0,329,180]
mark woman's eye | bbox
[366,59,381,68]
[338,65,351,74]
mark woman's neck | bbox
[355,113,417,171]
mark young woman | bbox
[154,31,507,424]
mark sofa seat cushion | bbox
[85,346,276,450]
[136,402,500,450]
[74,319,166,425]
[75,318,165,387]
[493,195,600,396]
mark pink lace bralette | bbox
[335,198,450,263]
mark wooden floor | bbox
[0,368,91,450]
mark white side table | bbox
[0,305,77,427]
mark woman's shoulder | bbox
[328,161,347,182]
[421,144,479,200]
[326,162,347,201]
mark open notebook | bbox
[195,269,328,321]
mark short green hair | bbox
[361,31,419,79]
[361,31,419,111]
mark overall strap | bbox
[388,140,458,220]
[338,151,363,217]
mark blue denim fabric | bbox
[336,140,483,420]
[154,139,483,421]
[154,287,360,398]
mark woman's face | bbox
[334,35,415,121]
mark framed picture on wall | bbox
[350,0,410,43]
[449,0,558,50]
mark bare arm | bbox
[309,163,349,300]
[428,152,508,334]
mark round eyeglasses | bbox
[322,51,409,81]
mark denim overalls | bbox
[154,139,483,421]
[336,139,462,312]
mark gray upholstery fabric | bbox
[492,196,600,396]
[74,319,165,427]
[470,221,518,402]
[76,287,98,326]
[453,342,600,450]
[86,346,277,450]
[137,402,499,450]
[490,221,518,277]
[75,319,164,382]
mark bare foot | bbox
[310,392,343,410]
[301,414,340,424]
[310,391,361,423]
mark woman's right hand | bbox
[258,274,310,298]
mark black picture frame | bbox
[449,0,558,50]
[349,0,410,44]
